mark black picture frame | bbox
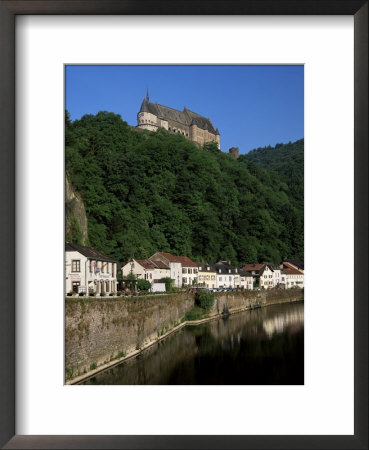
[0,1,367,449]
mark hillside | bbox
[65,111,304,265]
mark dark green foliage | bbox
[137,279,151,291]
[160,277,174,292]
[66,111,303,265]
[240,139,304,260]
[195,291,215,310]
[183,306,206,321]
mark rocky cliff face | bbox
[65,173,89,245]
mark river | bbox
[80,301,304,385]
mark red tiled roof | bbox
[156,252,179,262]
[151,260,170,270]
[283,267,303,275]
[242,263,264,271]
[173,256,198,267]
[136,259,155,270]
[156,252,197,267]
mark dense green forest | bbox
[65,111,304,265]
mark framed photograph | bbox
[1,1,367,449]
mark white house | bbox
[150,252,184,287]
[65,242,117,295]
[213,262,238,288]
[197,264,217,288]
[239,270,254,290]
[176,256,198,287]
[121,258,155,282]
[243,263,281,289]
[281,262,304,288]
[121,258,170,285]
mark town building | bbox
[213,261,239,288]
[197,264,217,289]
[281,261,304,288]
[175,256,198,287]
[137,91,220,148]
[65,242,117,295]
[121,258,170,283]
[149,252,184,287]
[239,270,254,290]
[242,263,281,289]
[282,259,304,273]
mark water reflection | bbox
[81,301,304,385]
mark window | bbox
[182,268,187,274]
[188,269,192,274]
[219,277,222,281]
[112,264,115,277]
[183,277,188,284]
[72,260,80,272]
[101,262,105,273]
[194,269,198,274]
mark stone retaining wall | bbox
[65,293,194,380]
[65,289,303,381]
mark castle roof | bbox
[139,99,218,134]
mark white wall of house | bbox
[216,268,236,288]
[273,268,282,287]
[285,273,304,288]
[152,267,170,281]
[181,266,198,286]
[66,251,117,295]
[240,276,254,290]
[198,269,216,288]
[260,266,275,289]
[151,282,166,292]
[122,260,145,279]
[169,262,182,287]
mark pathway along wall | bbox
[65,289,303,381]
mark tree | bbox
[137,279,151,291]
[65,111,304,265]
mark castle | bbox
[137,90,220,148]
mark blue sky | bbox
[65,65,304,154]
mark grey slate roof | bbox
[65,242,116,263]
[284,259,304,270]
[139,100,218,134]
[238,270,253,277]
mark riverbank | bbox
[66,289,303,384]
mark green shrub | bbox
[90,362,97,370]
[137,279,151,291]
[183,306,205,321]
[194,291,214,310]
[161,277,174,292]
